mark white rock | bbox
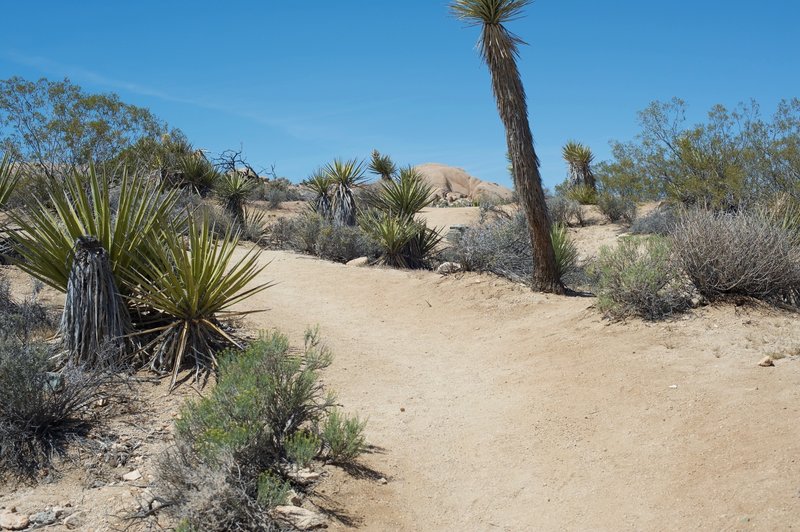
[122,469,142,481]
[758,356,775,367]
[273,505,327,530]
[345,257,369,267]
[436,262,462,275]
[288,468,321,485]
[0,511,29,530]
[63,510,86,530]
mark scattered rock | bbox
[345,257,369,267]
[63,510,86,529]
[0,511,29,530]
[273,505,327,530]
[759,356,775,367]
[29,510,57,525]
[122,469,142,481]
[287,489,303,506]
[287,468,321,485]
[436,262,462,275]
[668,384,678,389]
[378,477,388,485]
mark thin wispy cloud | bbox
[3,51,418,144]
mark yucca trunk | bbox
[480,24,563,293]
[61,236,129,365]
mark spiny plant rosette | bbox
[562,141,596,191]
[322,158,368,227]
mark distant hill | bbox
[413,163,513,204]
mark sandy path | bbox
[236,249,800,531]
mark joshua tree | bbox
[562,141,596,191]
[323,158,367,227]
[451,0,563,293]
[368,149,397,181]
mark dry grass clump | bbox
[673,209,800,304]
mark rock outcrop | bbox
[414,163,513,204]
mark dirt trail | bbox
[238,249,800,531]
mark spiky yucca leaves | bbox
[361,168,443,268]
[177,152,219,197]
[216,171,259,225]
[10,166,182,293]
[130,214,271,387]
[303,171,332,220]
[562,141,596,191]
[322,158,367,227]
[372,166,437,217]
[450,0,563,293]
[549,223,578,280]
[368,149,397,181]
[0,154,20,209]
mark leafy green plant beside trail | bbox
[157,329,367,531]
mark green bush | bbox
[157,329,366,530]
[597,192,636,224]
[315,223,378,263]
[593,237,691,320]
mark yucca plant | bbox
[215,171,259,226]
[322,158,367,227]
[368,149,397,181]
[372,166,436,217]
[9,167,182,364]
[10,166,182,293]
[177,152,219,197]
[303,171,332,221]
[361,168,443,268]
[359,211,421,268]
[0,154,20,209]
[550,223,578,280]
[562,141,596,192]
[129,214,271,387]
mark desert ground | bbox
[2,206,799,531]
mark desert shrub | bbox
[565,184,597,205]
[322,410,367,464]
[0,275,54,342]
[597,192,637,223]
[452,210,581,285]
[593,237,691,319]
[547,195,583,226]
[323,158,367,227]
[629,204,678,235]
[0,339,117,480]
[157,329,366,530]
[253,178,302,209]
[672,209,800,303]
[314,223,378,263]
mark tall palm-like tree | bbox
[368,149,397,181]
[562,141,596,191]
[451,0,563,293]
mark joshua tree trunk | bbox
[452,0,563,294]
[61,236,129,365]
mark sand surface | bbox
[2,207,800,531]
[235,248,800,531]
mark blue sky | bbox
[1,1,797,190]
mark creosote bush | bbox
[593,237,691,320]
[157,329,366,531]
[673,209,800,304]
[597,192,637,224]
[547,195,584,227]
